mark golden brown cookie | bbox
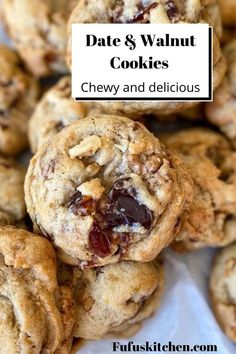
[210,243,236,342]
[2,0,77,77]
[72,258,164,339]
[0,45,39,156]
[29,76,86,153]
[25,115,192,267]
[163,128,236,251]
[0,227,75,353]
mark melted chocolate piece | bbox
[106,178,153,230]
[69,178,153,258]
[68,191,97,216]
[88,222,111,258]
[68,191,82,210]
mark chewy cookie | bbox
[0,155,26,227]
[29,76,86,153]
[0,45,39,156]
[67,0,225,117]
[0,227,75,354]
[163,128,236,251]
[25,115,192,267]
[2,0,77,77]
[205,39,236,147]
[72,259,164,339]
[210,244,236,343]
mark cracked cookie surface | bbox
[210,243,236,343]
[163,128,236,251]
[72,258,164,339]
[67,0,225,117]
[0,227,75,354]
[2,0,77,76]
[0,45,39,156]
[29,76,86,153]
[25,115,192,267]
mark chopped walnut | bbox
[129,138,154,154]
[69,136,102,159]
[95,137,114,165]
[77,178,105,200]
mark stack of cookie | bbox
[0,0,235,352]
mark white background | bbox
[72,24,211,100]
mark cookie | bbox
[0,155,26,227]
[163,128,236,251]
[67,0,226,117]
[210,243,236,342]
[29,76,87,153]
[25,115,192,267]
[0,226,75,353]
[0,45,39,156]
[205,39,236,147]
[2,0,77,77]
[72,258,164,339]
[218,0,236,26]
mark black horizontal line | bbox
[75,96,212,101]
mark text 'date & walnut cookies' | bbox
[0,227,75,354]
[163,128,236,251]
[210,243,236,343]
[67,0,226,117]
[25,115,192,267]
[72,259,164,339]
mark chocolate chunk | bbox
[106,178,153,230]
[68,191,97,216]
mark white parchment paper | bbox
[0,19,235,354]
